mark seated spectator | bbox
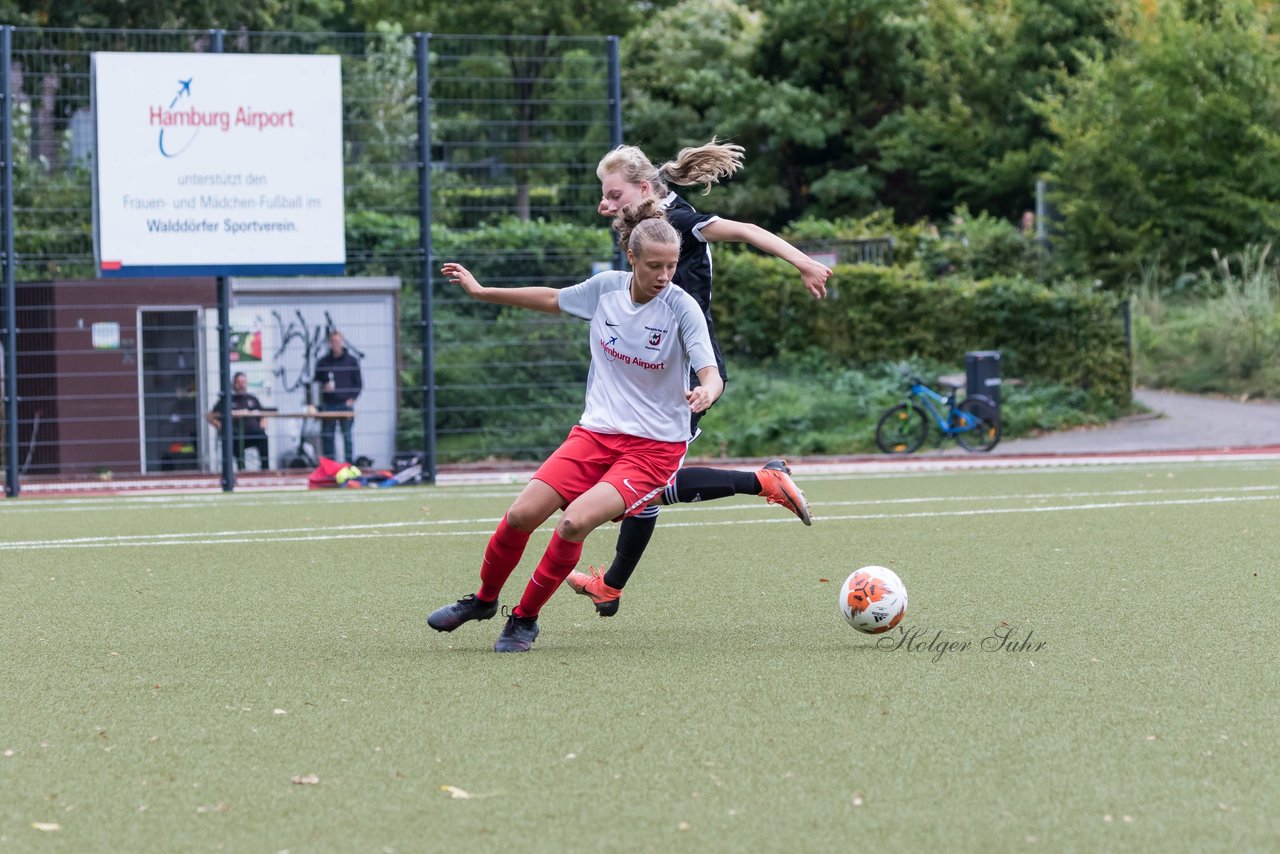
[208,372,270,470]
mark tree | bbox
[742,0,920,225]
[15,0,354,31]
[1042,2,1280,282]
[875,0,1122,223]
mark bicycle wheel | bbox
[876,404,929,454]
[956,397,1001,452]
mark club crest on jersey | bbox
[648,329,663,347]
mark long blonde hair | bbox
[612,197,680,257]
[597,137,745,197]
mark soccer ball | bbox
[839,566,908,634]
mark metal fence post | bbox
[207,29,236,492]
[606,35,624,272]
[1,26,19,497]
[416,32,437,483]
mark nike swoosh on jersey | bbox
[605,320,620,327]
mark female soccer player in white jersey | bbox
[426,200,723,652]
[565,138,833,617]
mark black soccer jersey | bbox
[660,192,727,382]
[659,192,718,312]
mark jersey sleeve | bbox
[672,291,716,373]
[664,198,720,244]
[557,272,611,320]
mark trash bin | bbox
[965,351,1002,409]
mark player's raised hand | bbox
[441,262,483,298]
[799,257,832,300]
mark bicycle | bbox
[875,375,1002,454]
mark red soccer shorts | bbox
[532,425,688,518]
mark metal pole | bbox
[606,36,624,271]
[415,33,437,484]
[217,275,235,492]
[210,30,234,492]
[2,27,19,497]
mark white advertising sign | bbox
[92,52,345,277]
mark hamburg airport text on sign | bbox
[92,52,346,278]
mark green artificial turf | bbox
[1,461,1278,852]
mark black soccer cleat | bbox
[427,594,499,632]
[493,611,540,653]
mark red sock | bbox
[476,517,532,602]
[514,531,583,619]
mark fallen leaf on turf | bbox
[32,822,60,832]
[677,821,691,831]
[852,793,864,807]
[291,774,320,785]
[2,749,13,757]
[818,578,829,583]
[441,785,471,799]
[273,709,287,716]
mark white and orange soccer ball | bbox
[839,566,908,634]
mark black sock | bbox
[603,511,658,590]
[671,467,760,504]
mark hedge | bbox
[712,251,1131,407]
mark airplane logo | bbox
[607,336,618,346]
[159,76,198,158]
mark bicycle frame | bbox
[907,381,982,436]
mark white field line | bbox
[3,468,1276,514]
[9,450,1278,501]
[2,491,1276,551]
[5,481,1274,527]
[3,455,1274,511]
[0,492,409,513]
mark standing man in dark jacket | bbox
[314,330,362,462]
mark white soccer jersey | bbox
[558,270,716,442]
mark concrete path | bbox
[989,388,1280,455]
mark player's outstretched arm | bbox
[699,219,832,299]
[441,262,561,314]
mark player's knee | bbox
[555,514,593,543]
[504,507,540,532]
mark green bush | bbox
[912,206,1046,281]
[696,358,1124,458]
[433,185,567,228]
[712,250,1131,408]
[1133,245,1280,398]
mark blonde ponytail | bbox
[597,137,745,197]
